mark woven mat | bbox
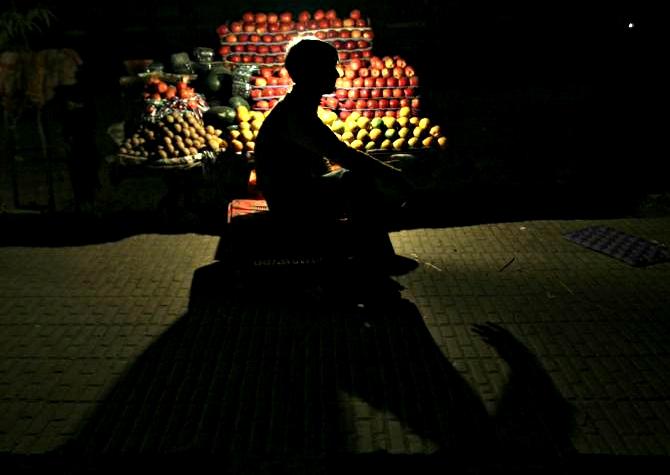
[563,225,670,267]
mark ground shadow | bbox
[18,257,576,473]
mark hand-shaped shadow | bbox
[472,322,576,461]
[58,263,574,471]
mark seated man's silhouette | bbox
[254,38,414,274]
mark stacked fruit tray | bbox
[217,9,373,68]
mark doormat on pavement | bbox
[563,225,670,267]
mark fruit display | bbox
[224,96,267,154]
[117,77,226,163]
[217,9,373,68]
[326,55,420,119]
[318,107,447,153]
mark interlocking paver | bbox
[1,218,670,466]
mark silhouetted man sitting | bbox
[254,38,414,274]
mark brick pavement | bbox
[1,217,669,471]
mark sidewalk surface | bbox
[1,215,670,472]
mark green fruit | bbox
[228,96,250,109]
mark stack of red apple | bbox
[216,9,373,68]
[327,55,420,120]
[248,67,293,111]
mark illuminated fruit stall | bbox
[215,7,447,158]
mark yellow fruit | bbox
[398,127,410,138]
[229,129,241,139]
[251,119,264,131]
[241,129,254,142]
[384,128,396,139]
[231,139,244,153]
[348,111,362,123]
[409,116,419,125]
[397,116,409,128]
[238,121,251,130]
[331,119,345,134]
[380,139,392,150]
[356,116,370,130]
[392,138,406,150]
[422,136,433,148]
[437,136,448,149]
[350,139,363,150]
[398,106,411,118]
[341,131,354,143]
[382,116,396,129]
[356,129,368,141]
[408,137,419,148]
[245,141,255,151]
[412,126,424,138]
[236,106,251,122]
[368,128,382,141]
[429,125,441,137]
[419,117,431,129]
[365,141,376,151]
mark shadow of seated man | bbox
[254,38,416,276]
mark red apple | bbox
[348,58,362,71]
[382,88,392,98]
[270,45,282,53]
[398,77,408,87]
[250,89,262,99]
[230,22,243,33]
[358,88,369,99]
[246,44,257,53]
[280,11,293,23]
[404,88,414,97]
[386,77,398,87]
[341,78,352,88]
[338,52,349,61]
[389,98,400,109]
[378,99,389,109]
[258,45,269,54]
[217,24,229,36]
[350,9,361,20]
[366,99,378,109]
[343,18,355,27]
[238,34,249,42]
[255,77,268,87]
[268,23,280,32]
[352,77,364,87]
[347,89,359,100]
[375,77,386,87]
[343,99,355,110]
[355,99,367,110]
[411,98,421,109]
[363,77,375,87]
[356,19,367,27]
[331,18,343,28]
[404,66,416,77]
[363,110,374,119]
[374,110,384,118]
[256,100,270,109]
[224,33,238,43]
[243,23,256,33]
[340,30,351,39]
[381,68,391,78]
[242,12,254,23]
[335,89,348,100]
[370,68,380,78]
[362,29,374,40]
[385,110,396,118]
[409,76,419,86]
[267,13,278,24]
[340,111,351,120]
[233,44,245,53]
[326,97,339,109]
[400,98,410,107]
[357,40,369,49]
[229,54,241,63]
[370,88,381,98]
[392,88,403,98]
[344,69,356,79]
[393,67,404,79]
[219,45,231,56]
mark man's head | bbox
[284,38,339,94]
